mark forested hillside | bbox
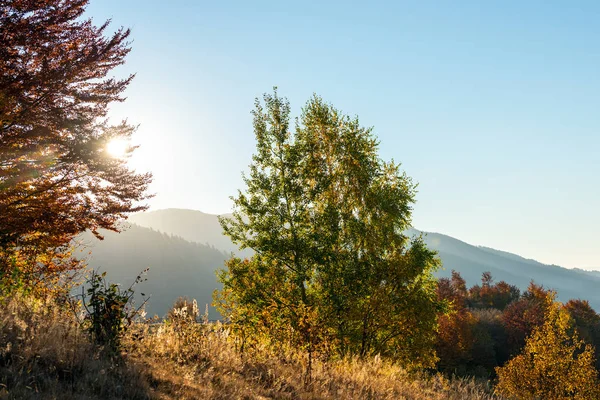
[129,210,247,256]
[418,230,600,308]
[77,224,226,319]
[129,209,600,310]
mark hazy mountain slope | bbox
[127,209,600,310]
[76,224,226,320]
[477,246,549,267]
[129,208,252,257]
[572,268,600,279]
[413,231,600,306]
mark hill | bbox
[126,208,600,310]
[128,208,252,257]
[76,224,226,319]
[414,230,600,306]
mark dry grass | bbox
[0,293,501,399]
[126,317,501,400]
[0,292,150,400]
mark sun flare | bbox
[106,138,129,158]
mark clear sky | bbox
[86,1,599,270]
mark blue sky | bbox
[87,1,599,269]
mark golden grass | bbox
[0,292,149,400]
[126,317,501,400]
[1,293,501,399]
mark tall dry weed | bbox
[0,292,149,400]
[1,291,503,399]
[125,313,501,400]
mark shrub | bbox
[81,269,148,354]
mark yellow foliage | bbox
[495,297,600,399]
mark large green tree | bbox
[217,90,443,369]
[0,0,151,280]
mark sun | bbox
[106,138,129,158]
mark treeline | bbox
[435,271,600,379]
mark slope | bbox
[76,224,227,320]
[128,208,251,257]
[414,230,600,306]
[129,209,600,310]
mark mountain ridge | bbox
[77,223,226,320]
[81,208,600,317]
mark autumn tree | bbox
[496,294,600,399]
[435,271,504,377]
[469,308,505,375]
[468,272,520,310]
[0,0,151,280]
[435,271,477,374]
[217,90,443,369]
[501,282,551,357]
[564,299,600,370]
[564,299,600,343]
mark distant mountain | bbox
[124,208,600,311]
[76,224,226,320]
[413,231,600,306]
[476,246,550,267]
[572,268,600,279]
[129,208,251,257]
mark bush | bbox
[81,269,148,354]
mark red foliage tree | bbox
[564,299,600,369]
[0,0,151,278]
[469,272,520,310]
[501,282,550,357]
[436,271,477,373]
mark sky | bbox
[86,1,599,270]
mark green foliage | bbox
[216,89,443,369]
[81,269,148,353]
[0,257,30,297]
